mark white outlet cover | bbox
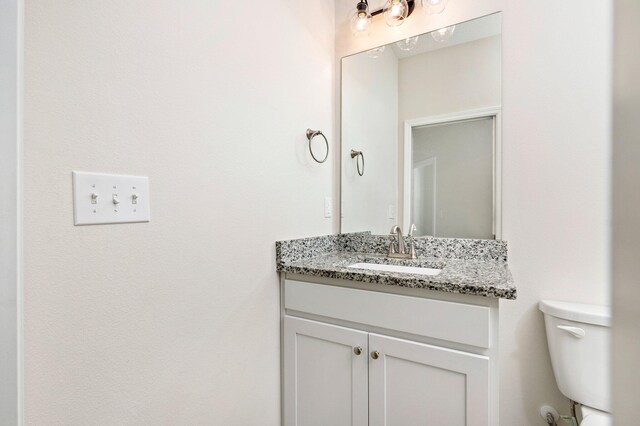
[388,204,396,220]
[72,171,150,225]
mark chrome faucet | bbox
[387,224,417,259]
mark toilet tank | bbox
[539,300,611,412]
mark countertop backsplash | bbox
[276,232,508,266]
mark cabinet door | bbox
[369,334,490,426]
[283,316,368,426]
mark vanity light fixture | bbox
[383,0,411,26]
[350,0,416,36]
[350,0,373,36]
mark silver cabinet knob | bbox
[353,346,362,356]
[371,351,380,360]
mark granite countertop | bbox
[276,232,516,300]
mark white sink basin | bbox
[348,262,441,276]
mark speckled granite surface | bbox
[276,233,516,299]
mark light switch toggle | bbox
[112,194,120,205]
[91,193,99,204]
[132,194,138,204]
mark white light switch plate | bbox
[72,171,150,225]
[324,196,332,218]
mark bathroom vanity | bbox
[284,12,512,425]
[276,233,515,426]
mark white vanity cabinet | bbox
[283,316,368,426]
[368,333,489,426]
[281,277,499,426]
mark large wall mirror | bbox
[341,13,502,239]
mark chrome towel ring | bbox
[306,128,329,163]
[350,149,365,176]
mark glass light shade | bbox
[431,25,456,42]
[350,8,372,36]
[383,0,409,26]
[396,36,419,51]
[366,46,386,59]
[422,0,448,14]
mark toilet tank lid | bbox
[539,300,611,326]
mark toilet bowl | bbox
[539,300,612,426]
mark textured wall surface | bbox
[24,1,334,424]
[335,1,611,424]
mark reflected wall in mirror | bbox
[341,13,502,239]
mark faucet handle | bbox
[387,234,397,255]
[408,243,417,259]
[407,224,418,259]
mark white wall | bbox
[342,48,398,234]
[23,1,334,424]
[336,1,611,424]
[0,0,22,424]
[612,0,640,423]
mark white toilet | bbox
[539,300,612,426]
